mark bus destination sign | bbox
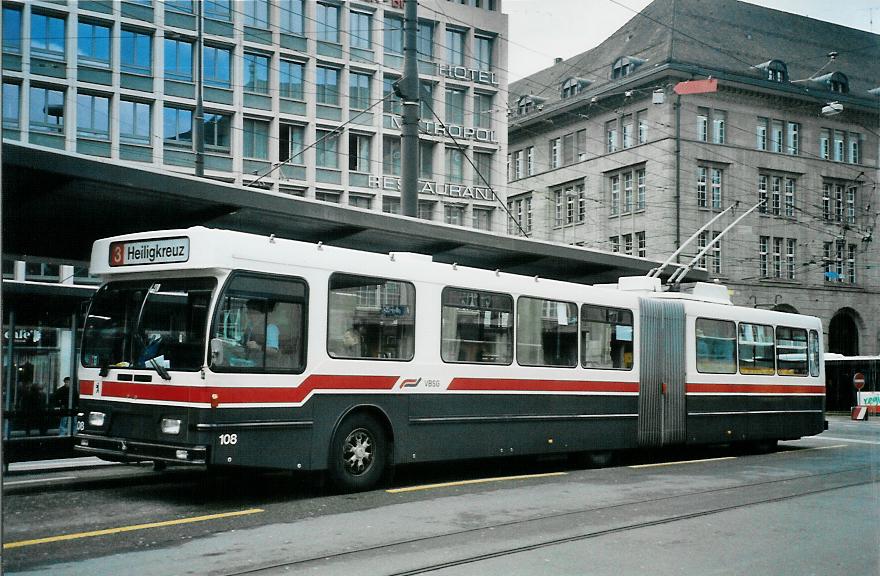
[109,237,190,267]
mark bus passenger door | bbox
[637,299,686,447]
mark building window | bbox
[279,124,304,164]
[609,236,620,253]
[316,129,339,169]
[241,0,268,26]
[621,115,633,148]
[772,237,783,278]
[419,141,434,179]
[846,186,856,224]
[698,166,722,209]
[772,120,784,153]
[446,148,464,183]
[833,130,845,162]
[756,117,768,150]
[315,190,340,204]
[384,16,403,54]
[623,233,633,255]
[606,121,618,153]
[279,0,304,35]
[697,108,708,142]
[279,61,304,100]
[472,208,492,230]
[419,81,434,121]
[163,106,192,145]
[549,138,561,169]
[758,175,768,214]
[771,176,781,215]
[849,133,861,164]
[713,111,725,144]
[822,183,832,221]
[473,152,491,186]
[316,66,339,106]
[203,45,231,88]
[526,146,534,176]
[697,231,721,274]
[203,112,231,151]
[473,92,493,129]
[507,195,532,235]
[417,21,434,61]
[349,194,372,209]
[242,118,269,159]
[316,3,339,43]
[623,172,633,213]
[383,197,400,214]
[418,201,435,220]
[610,174,620,216]
[78,21,111,67]
[121,29,152,75]
[383,76,401,115]
[446,28,466,66]
[2,7,22,53]
[29,86,65,133]
[349,133,371,172]
[553,182,585,227]
[786,238,796,279]
[31,13,66,59]
[820,129,830,160]
[445,204,465,226]
[350,11,371,49]
[205,0,231,20]
[3,82,21,130]
[637,109,648,145]
[636,231,646,257]
[474,35,492,70]
[383,136,401,175]
[445,87,465,125]
[349,72,371,110]
[637,169,646,210]
[166,1,194,13]
[786,122,799,155]
[164,38,193,82]
[76,93,109,139]
[823,241,856,284]
[784,178,796,217]
[243,52,270,94]
[759,236,769,278]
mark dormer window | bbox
[611,56,645,80]
[561,77,592,99]
[812,72,849,94]
[756,59,788,82]
[516,94,546,115]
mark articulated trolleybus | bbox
[75,227,826,491]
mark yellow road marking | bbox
[387,472,567,493]
[3,508,263,549]
[629,456,737,469]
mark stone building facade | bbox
[506,0,879,355]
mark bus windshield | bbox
[81,278,216,373]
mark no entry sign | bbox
[853,372,866,391]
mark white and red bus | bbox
[75,227,826,491]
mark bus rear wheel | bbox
[328,414,388,492]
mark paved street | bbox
[2,416,878,575]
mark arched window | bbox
[756,59,787,82]
[813,72,849,94]
[516,94,546,115]
[611,56,645,80]
[561,77,592,99]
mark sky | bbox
[504,0,880,81]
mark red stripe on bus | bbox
[78,375,399,404]
[687,383,825,395]
[448,378,639,393]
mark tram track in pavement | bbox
[218,464,876,576]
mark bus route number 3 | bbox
[218,433,238,445]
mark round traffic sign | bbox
[853,372,866,391]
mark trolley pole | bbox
[399,0,420,217]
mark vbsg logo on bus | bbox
[109,237,190,267]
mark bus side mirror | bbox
[210,338,225,366]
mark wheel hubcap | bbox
[342,428,374,476]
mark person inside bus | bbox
[242,299,279,365]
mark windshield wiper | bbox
[150,358,171,381]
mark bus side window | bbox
[738,323,775,375]
[210,274,308,373]
[695,318,737,374]
[808,330,820,377]
[776,326,807,376]
[327,274,415,361]
[441,287,513,364]
[580,305,633,370]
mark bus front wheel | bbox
[328,413,388,492]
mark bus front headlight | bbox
[88,412,106,427]
[160,418,182,435]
